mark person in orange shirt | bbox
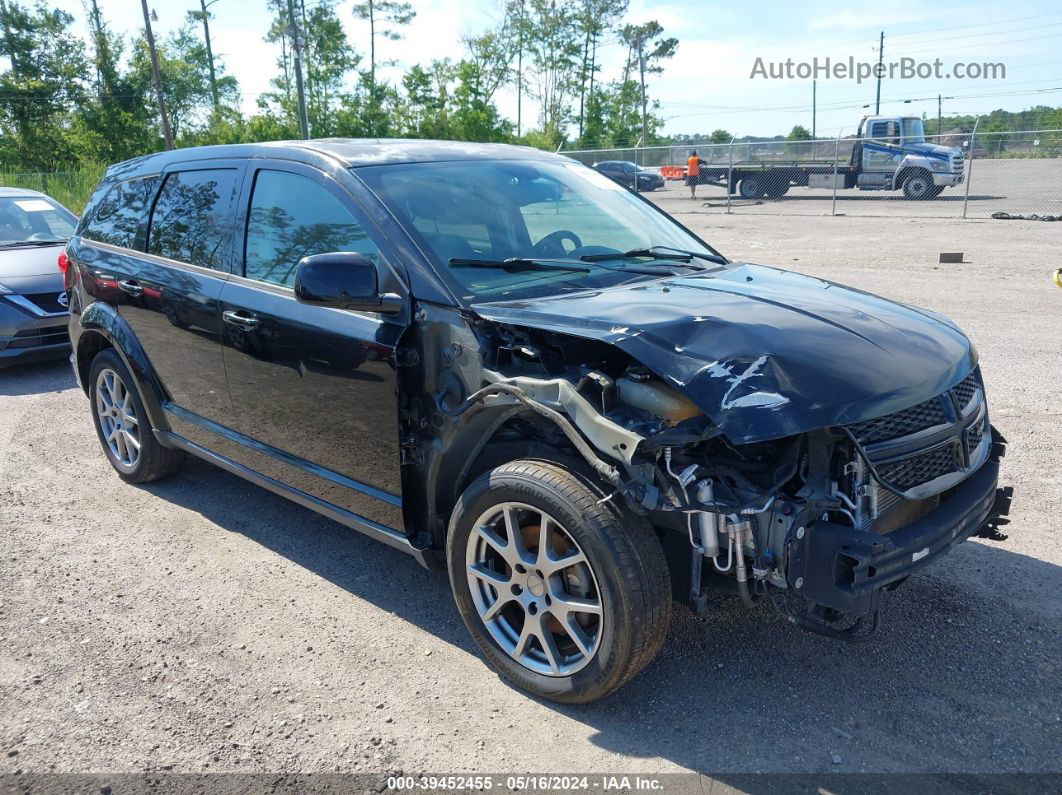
[686,150,705,199]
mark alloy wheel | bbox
[465,502,603,676]
[95,368,141,470]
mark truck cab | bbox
[853,115,964,198]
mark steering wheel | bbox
[532,230,583,258]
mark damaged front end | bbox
[400,303,1009,643]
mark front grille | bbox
[847,396,947,445]
[877,441,964,491]
[6,325,68,350]
[845,367,988,496]
[966,414,986,451]
[951,371,980,413]
[21,292,67,314]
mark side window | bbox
[148,169,238,270]
[244,169,379,288]
[84,176,159,249]
[869,121,899,145]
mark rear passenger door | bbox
[217,162,407,529]
[119,161,244,429]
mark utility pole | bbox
[286,0,310,139]
[516,0,524,138]
[198,0,220,116]
[636,32,649,159]
[937,94,942,137]
[812,79,817,139]
[140,0,173,150]
[874,30,884,114]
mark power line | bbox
[880,9,1062,41]
[885,20,1062,48]
[889,32,1062,59]
[816,10,1062,53]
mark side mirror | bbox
[293,252,402,314]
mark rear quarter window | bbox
[83,176,160,249]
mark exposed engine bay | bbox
[399,306,1009,643]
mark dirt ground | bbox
[1,209,1060,778]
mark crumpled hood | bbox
[472,263,977,444]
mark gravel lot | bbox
[1,209,1060,777]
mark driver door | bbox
[218,161,409,529]
[864,120,902,173]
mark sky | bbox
[50,0,1062,142]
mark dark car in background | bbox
[591,160,665,191]
[0,188,77,367]
[64,140,1004,703]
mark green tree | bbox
[261,0,358,137]
[0,0,89,169]
[300,0,359,135]
[573,0,627,143]
[351,0,414,89]
[709,129,731,144]
[452,59,513,142]
[617,20,676,145]
[399,61,451,138]
[525,0,581,147]
[74,0,156,164]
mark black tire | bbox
[88,348,185,484]
[447,460,671,703]
[764,173,791,199]
[902,170,936,200]
[738,175,766,199]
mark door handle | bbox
[222,310,259,331]
[117,279,143,297]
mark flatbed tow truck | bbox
[681,116,965,200]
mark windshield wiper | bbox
[449,257,590,274]
[0,239,66,248]
[580,245,726,265]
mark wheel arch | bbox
[77,302,170,433]
[425,406,590,550]
[896,163,932,187]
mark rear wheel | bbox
[765,175,791,199]
[88,349,185,483]
[447,460,671,703]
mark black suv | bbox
[65,140,1006,703]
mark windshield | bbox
[903,118,926,144]
[357,159,722,302]
[0,196,76,245]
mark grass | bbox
[0,165,107,214]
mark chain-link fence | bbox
[562,129,1062,220]
[5,132,1061,221]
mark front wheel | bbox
[447,460,671,703]
[903,170,937,200]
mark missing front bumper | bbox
[785,446,1003,618]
